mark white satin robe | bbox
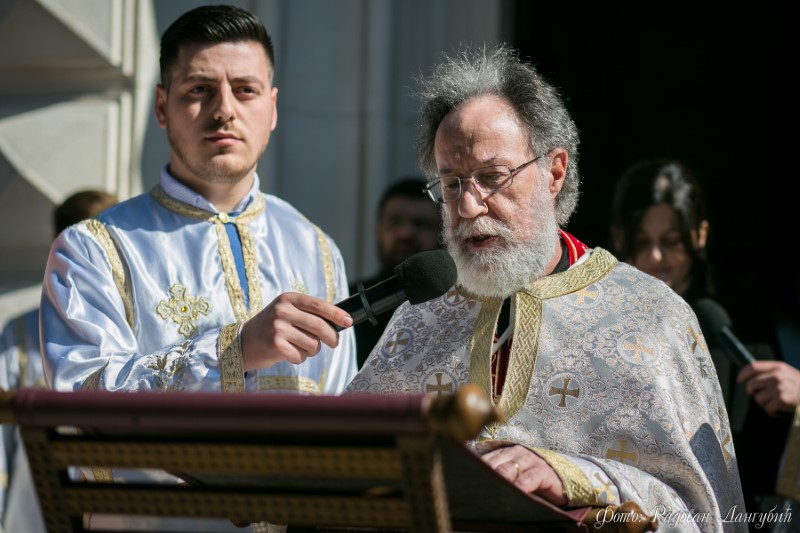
[41,174,355,395]
[38,173,356,531]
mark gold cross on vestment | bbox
[622,336,653,362]
[425,372,453,395]
[606,438,637,464]
[549,377,580,407]
[156,284,210,337]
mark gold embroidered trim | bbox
[86,219,134,329]
[214,220,249,321]
[467,298,502,426]
[461,248,618,423]
[219,322,245,392]
[533,447,597,506]
[150,186,267,320]
[150,185,264,221]
[520,247,617,300]
[258,375,321,394]
[313,225,335,303]
[235,217,263,315]
[501,293,543,419]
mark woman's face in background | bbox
[630,204,694,296]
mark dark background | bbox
[511,3,795,344]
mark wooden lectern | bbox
[0,385,654,532]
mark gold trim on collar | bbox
[151,186,266,321]
[86,219,134,329]
[150,185,266,221]
[462,248,618,422]
[519,247,617,301]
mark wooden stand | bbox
[0,385,654,532]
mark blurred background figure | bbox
[349,177,442,368]
[609,157,798,524]
[0,189,118,533]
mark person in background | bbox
[347,45,745,531]
[610,157,799,525]
[349,177,442,368]
[0,189,118,533]
[38,5,356,530]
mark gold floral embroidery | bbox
[156,284,210,337]
[145,346,190,392]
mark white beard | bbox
[444,182,560,299]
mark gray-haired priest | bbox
[346,44,746,533]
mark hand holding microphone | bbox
[241,249,457,371]
[332,249,457,331]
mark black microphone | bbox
[334,249,457,331]
[693,297,756,368]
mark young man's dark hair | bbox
[159,4,276,86]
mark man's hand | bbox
[481,444,567,506]
[240,292,352,371]
[737,360,800,416]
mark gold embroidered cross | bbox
[384,331,411,354]
[145,353,189,391]
[156,284,210,337]
[425,372,453,395]
[687,325,706,353]
[574,286,598,305]
[622,336,653,362]
[606,438,637,464]
[549,377,580,407]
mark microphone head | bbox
[692,297,732,344]
[393,249,457,305]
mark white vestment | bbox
[347,248,747,532]
[39,171,356,530]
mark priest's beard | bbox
[443,184,560,299]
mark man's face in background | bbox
[376,196,441,273]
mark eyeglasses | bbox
[423,156,543,204]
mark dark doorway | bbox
[511,2,795,343]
